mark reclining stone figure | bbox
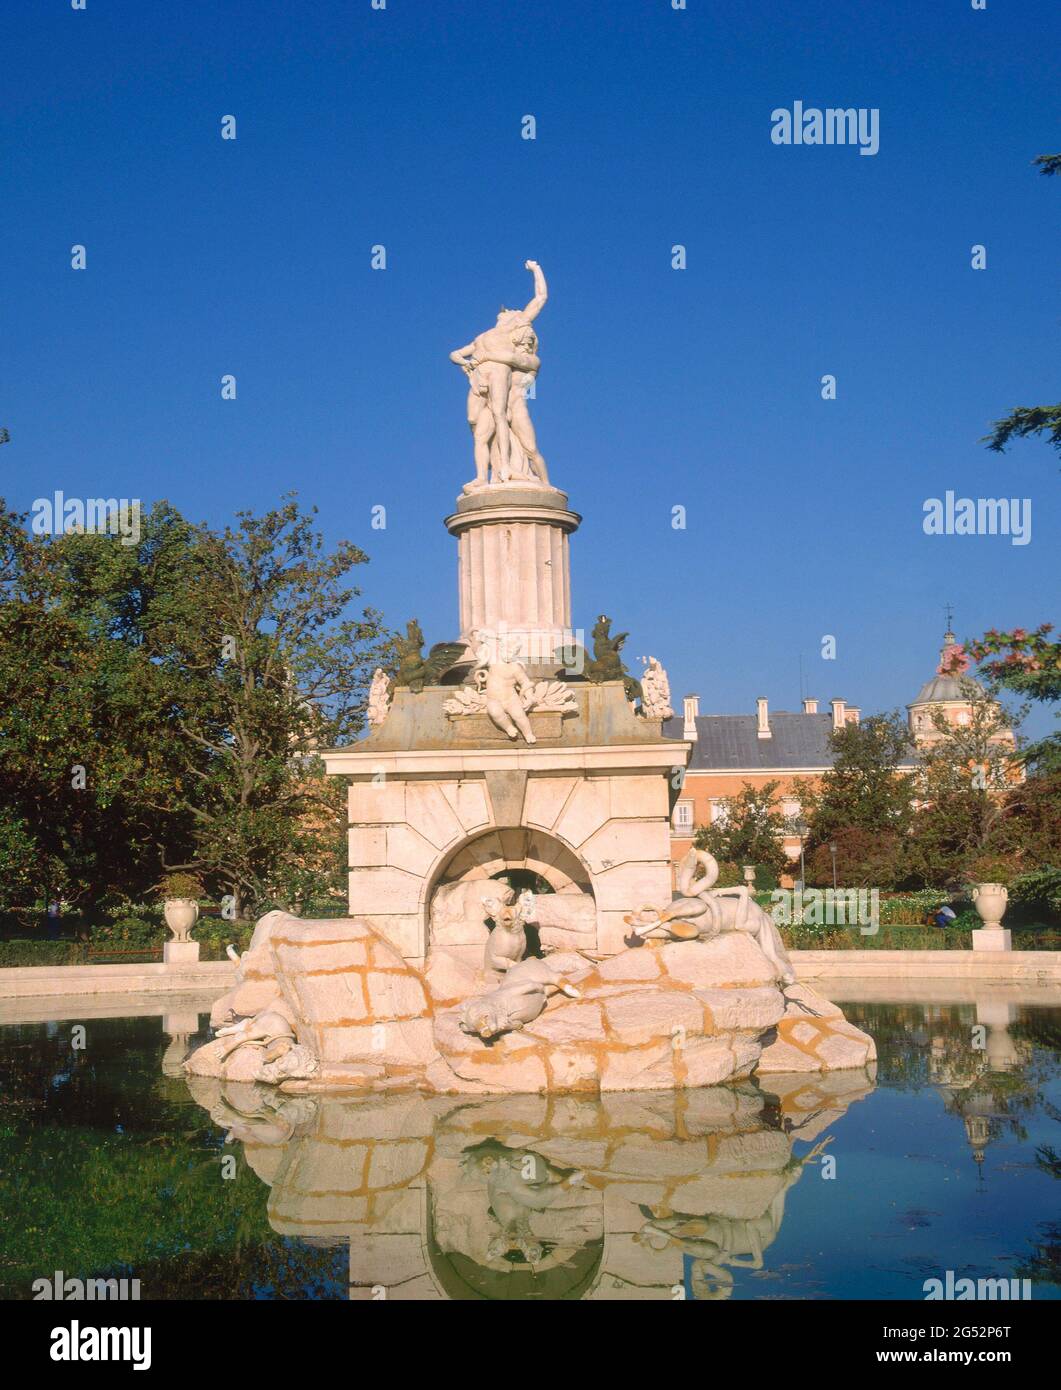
[624,848,796,985]
[459,956,582,1041]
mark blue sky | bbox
[2,0,1058,736]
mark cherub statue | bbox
[366,667,392,727]
[461,1141,585,1268]
[474,630,538,743]
[482,889,535,973]
[585,615,643,703]
[395,618,465,692]
[639,656,674,719]
[624,848,796,985]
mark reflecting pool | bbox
[1,993,1058,1300]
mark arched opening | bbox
[426,827,597,953]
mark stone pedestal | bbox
[322,682,689,962]
[324,478,689,962]
[163,940,201,965]
[971,928,1012,952]
[444,484,580,666]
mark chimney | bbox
[846,706,861,725]
[756,696,771,739]
[683,694,699,741]
[802,697,818,714]
[830,697,846,731]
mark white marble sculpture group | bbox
[180,259,877,1099]
[442,629,577,741]
[450,260,550,488]
[184,848,875,1094]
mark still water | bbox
[1,997,1057,1300]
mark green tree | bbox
[803,712,916,846]
[133,497,391,918]
[0,504,192,915]
[961,624,1060,773]
[908,684,1024,888]
[0,496,391,922]
[694,780,789,880]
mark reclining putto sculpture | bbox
[624,849,797,986]
[459,955,583,1041]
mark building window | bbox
[709,798,729,827]
[782,799,801,820]
[672,801,694,835]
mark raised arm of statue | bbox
[450,342,478,373]
[521,260,548,322]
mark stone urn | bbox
[971,883,1008,929]
[163,898,200,943]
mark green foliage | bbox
[693,781,789,880]
[712,861,743,888]
[1011,867,1061,915]
[964,625,1060,773]
[158,872,202,899]
[0,495,392,923]
[0,940,87,967]
[906,684,1026,888]
[803,712,915,848]
[93,915,164,949]
[983,404,1061,457]
[877,889,951,922]
[193,919,256,960]
[777,922,973,951]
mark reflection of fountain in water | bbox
[930,1000,1034,1177]
[183,1068,876,1300]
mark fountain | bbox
[184,261,875,1095]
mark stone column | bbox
[444,484,580,670]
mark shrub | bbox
[159,872,203,900]
[964,853,1021,888]
[194,918,255,959]
[1010,867,1061,915]
[806,828,904,890]
[0,940,88,967]
[877,890,951,925]
[91,915,166,949]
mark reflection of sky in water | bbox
[0,1001,1057,1300]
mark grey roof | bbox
[910,672,983,705]
[661,711,837,771]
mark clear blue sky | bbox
[3,0,1058,736]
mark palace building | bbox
[662,626,1014,875]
